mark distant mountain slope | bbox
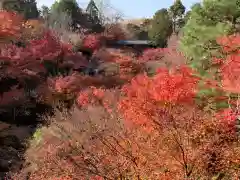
[120,18,147,26]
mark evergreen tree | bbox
[148,8,173,47]
[21,0,39,19]
[51,0,80,15]
[50,0,82,29]
[86,0,101,25]
[169,0,185,33]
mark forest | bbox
[0,0,240,179]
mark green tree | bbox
[50,0,82,29]
[180,0,240,77]
[51,0,80,14]
[22,0,39,19]
[148,8,173,47]
[169,0,185,33]
[50,0,103,32]
[0,0,22,12]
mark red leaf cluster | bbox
[76,87,116,114]
[0,31,62,63]
[140,48,167,62]
[118,66,199,128]
[217,34,240,53]
[76,87,105,107]
[216,34,240,93]
[215,108,237,131]
[150,66,199,103]
[0,10,23,40]
[82,34,101,51]
[48,74,82,94]
[29,31,62,60]
[111,53,144,80]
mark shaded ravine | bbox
[0,48,99,179]
[0,103,53,179]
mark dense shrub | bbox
[82,34,102,51]
[0,11,23,42]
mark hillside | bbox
[1,0,240,179]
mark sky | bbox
[37,0,201,19]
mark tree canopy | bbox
[49,0,103,32]
[180,0,240,77]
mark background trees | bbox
[0,0,39,19]
[125,23,149,40]
[48,0,103,33]
[50,0,81,29]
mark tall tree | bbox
[51,0,80,14]
[169,0,185,33]
[22,0,39,19]
[148,8,173,47]
[50,0,82,29]
[86,0,101,25]
[180,0,240,77]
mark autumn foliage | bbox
[118,66,199,129]
[1,10,240,180]
[0,11,23,41]
[216,34,240,94]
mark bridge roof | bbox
[116,40,150,45]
